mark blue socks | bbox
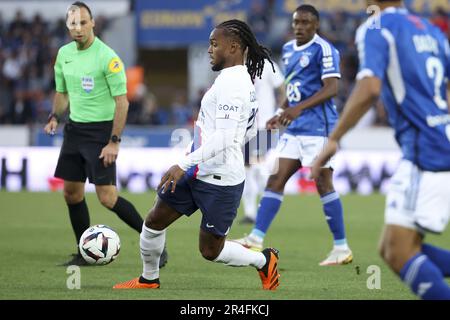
[400,253,450,300]
[251,190,348,248]
[251,190,283,238]
[422,244,450,277]
[320,192,348,248]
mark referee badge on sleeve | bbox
[81,76,94,93]
[108,57,123,73]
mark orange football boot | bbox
[113,277,160,289]
[258,248,280,290]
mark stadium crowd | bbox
[0,3,448,126]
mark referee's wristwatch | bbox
[47,112,59,123]
[110,135,121,143]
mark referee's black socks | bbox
[110,197,144,233]
[67,198,90,247]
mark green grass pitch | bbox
[1,191,448,300]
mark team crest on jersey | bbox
[81,76,94,93]
[108,57,123,73]
[299,54,310,68]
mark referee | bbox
[44,2,168,267]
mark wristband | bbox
[275,108,284,117]
[47,112,59,123]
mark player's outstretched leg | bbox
[211,240,280,290]
[380,225,450,300]
[421,244,450,277]
[97,185,169,269]
[257,248,280,290]
[113,224,164,289]
[113,198,181,289]
[315,169,353,266]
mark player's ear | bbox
[91,18,95,28]
[229,39,240,54]
[314,18,320,30]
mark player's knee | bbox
[314,176,334,195]
[266,175,284,193]
[199,245,221,261]
[145,218,163,231]
[98,193,116,209]
[63,189,84,204]
[380,242,404,273]
[378,240,386,261]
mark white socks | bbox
[334,243,350,251]
[140,223,166,280]
[213,240,266,269]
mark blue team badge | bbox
[81,76,94,93]
[299,54,310,68]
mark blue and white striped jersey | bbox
[356,7,450,171]
[281,34,341,136]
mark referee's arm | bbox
[44,93,69,135]
[99,94,128,167]
[112,94,129,138]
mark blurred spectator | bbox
[3,50,23,82]
[320,11,360,54]
[248,0,270,43]
[136,92,164,125]
[0,9,110,125]
[170,91,192,126]
[124,64,145,124]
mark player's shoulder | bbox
[423,18,448,44]
[282,39,296,53]
[95,38,125,73]
[217,65,252,87]
[96,38,120,58]
[355,8,407,42]
[57,41,77,56]
[314,35,338,57]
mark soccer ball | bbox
[79,225,120,265]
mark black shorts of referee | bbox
[55,120,116,185]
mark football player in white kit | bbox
[114,20,280,291]
[241,60,285,224]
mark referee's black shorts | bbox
[54,120,116,185]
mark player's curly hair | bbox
[216,19,274,80]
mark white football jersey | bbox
[185,65,258,186]
[253,60,284,129]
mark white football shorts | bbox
[385,159,450,234]
[275,133,335,168]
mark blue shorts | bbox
[158,176,244,237]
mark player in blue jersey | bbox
[233,4,353,266]
[312,0,450,300]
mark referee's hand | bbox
[99,142,119,167]
[44,119,58,136]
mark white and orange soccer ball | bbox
[79,225,120,265]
